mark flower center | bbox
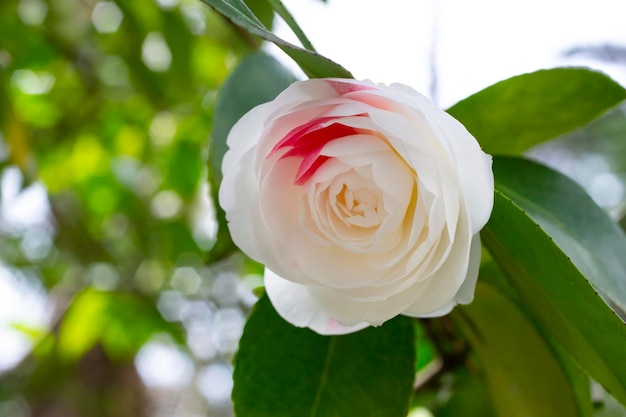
[299,166,385,249]
[334,184,381,228]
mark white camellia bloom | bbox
[219,78,494,335]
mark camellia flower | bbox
[219,78,494,335]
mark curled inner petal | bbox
[326,79,377,95]
[270,117,370,184]
[307,167,384,246]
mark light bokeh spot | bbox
[149,111,178,146]
[170,266,202,295]
[17,0,48,26]
[11,69,55,95]
[91,1,123,34]
[197,363,233,406]
[135,338,194,388]
[142,32,172,72]
[589,172,624,208]
[150,190,183,219]
[156,0,179,10]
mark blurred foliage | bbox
[2,0,626,417]
[0,0,275,415]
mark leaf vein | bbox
[310,337,336,417]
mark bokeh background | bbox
[0,0,271,415]
[1,0,626,416]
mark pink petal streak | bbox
[271,118,365,185]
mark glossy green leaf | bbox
[455,283,582,417]
[434,372,497,417]
[232,295,415,417]
[267,0,315,51]
[199,0,353,78]
[554,342,594,417]
[493,156,626,313]
[448,68,626,155]
[483,182,626,406]
[473,261,593,417]
[245,0,275,31]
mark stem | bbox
[267,0,316,52]
[414,357,444,391]
[414,317,471,391]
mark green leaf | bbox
[232,295,416,417]
[493,156,626,314]
[473,262,593,417]
[482,179,626,406]
[434,372,497,417]
[554,342,595,417]
[414,321,438,373]
[245,0,275,31]
[267,0,315,51]
[447,68,626,155]
[455,283,583,417]
[199,0,353,78]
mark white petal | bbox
[454,233,482,304]
[256,104,333,166]
[362,108,461,246]
[219,103,275,261]
[418,105,494,233]
[222,153,302,284]
[402,208,473,316]
[319,133,390,157]
[292,232,386,288]
[265,269,369,335]
[410,301,455,318]
[403,234,480,318]
[270,79,339,110]
[258,157,302,242]
[357,88,493,233]
[323,78,379,94]
[308,276,431,326]
[223,101,274,153]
